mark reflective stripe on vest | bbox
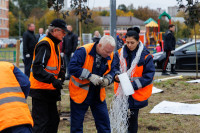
[0,96,26,105]
[0,87,22,94]
[0,61,34,131]
[114,49,153,101]
[46,66,57,71]
[29,37,61,90]
[71,76,89,91]
[69,43,113,103]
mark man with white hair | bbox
[68,35,116,133]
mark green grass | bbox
[27,76,200,133]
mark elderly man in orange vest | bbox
[29,19,67,133]
[0,61,33,133]
[68,35,116,133]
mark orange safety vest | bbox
[114,48,153,101]
[29,37,61,90]
[0,62,33,131]
[69,43,113,104]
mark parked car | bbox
[176,39,186,45]
[153,41,200,70]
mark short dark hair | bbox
[27,23,34,28]
[168,24,175,29]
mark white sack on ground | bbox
[150,101,200,115]
[118,73,134,96]
[152,86,163,94]
[186,79,200,83]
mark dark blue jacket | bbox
[116,35,124,50]
[68,42,115,104]
[113,44,155,109]
[13,66,30,99]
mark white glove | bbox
[60,52,64,57]
[88,74,103,86]
[100,78,110,87]
[71,52,74,57]
[25,54,30,58]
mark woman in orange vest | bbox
[113,27,155,133]
[0,61,33,133]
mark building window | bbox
[0,9,1,15]
[4,20,5,25]
[3,30,5,36]
[0,30,1,36]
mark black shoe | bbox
[170,71,178,74]
[162,71,170,75]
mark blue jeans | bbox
[65,54,71,78]
[1,124,32,133]
[24,55,33,77]
[70,99,111,133]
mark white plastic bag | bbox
[118,73,134,96]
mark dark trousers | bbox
[128,109,139,133]
[162,50,171,72]
[65,54,71,78]
[32,98,60,133]
[70,99,111,133]
[1,124,32,133]
[24,55,33,77]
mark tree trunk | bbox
[193,25,198,78]
[79,5,82,46]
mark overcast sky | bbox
[65,0,187,11]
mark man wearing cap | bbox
[29,19,67,133]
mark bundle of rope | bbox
[109,42,144,133]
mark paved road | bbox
[155,72,197,77]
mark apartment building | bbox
[0,0,9,39]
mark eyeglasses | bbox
[56,28,67,35]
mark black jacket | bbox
[29,33,65,101]
[164,30,176,51]
[23,30,37,56]
[92,37,100,43]
[62,32,78,56]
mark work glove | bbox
[25,54,30,58]
[60,52,64,57]
[52,79,63,90]
[58,69,66,84]
[88,74,103,86]
[100,78,110,87]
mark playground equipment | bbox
[145,11,172,52]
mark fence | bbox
[0,51,16,62]
[0,40,20,67]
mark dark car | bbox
[153,41,200,70]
